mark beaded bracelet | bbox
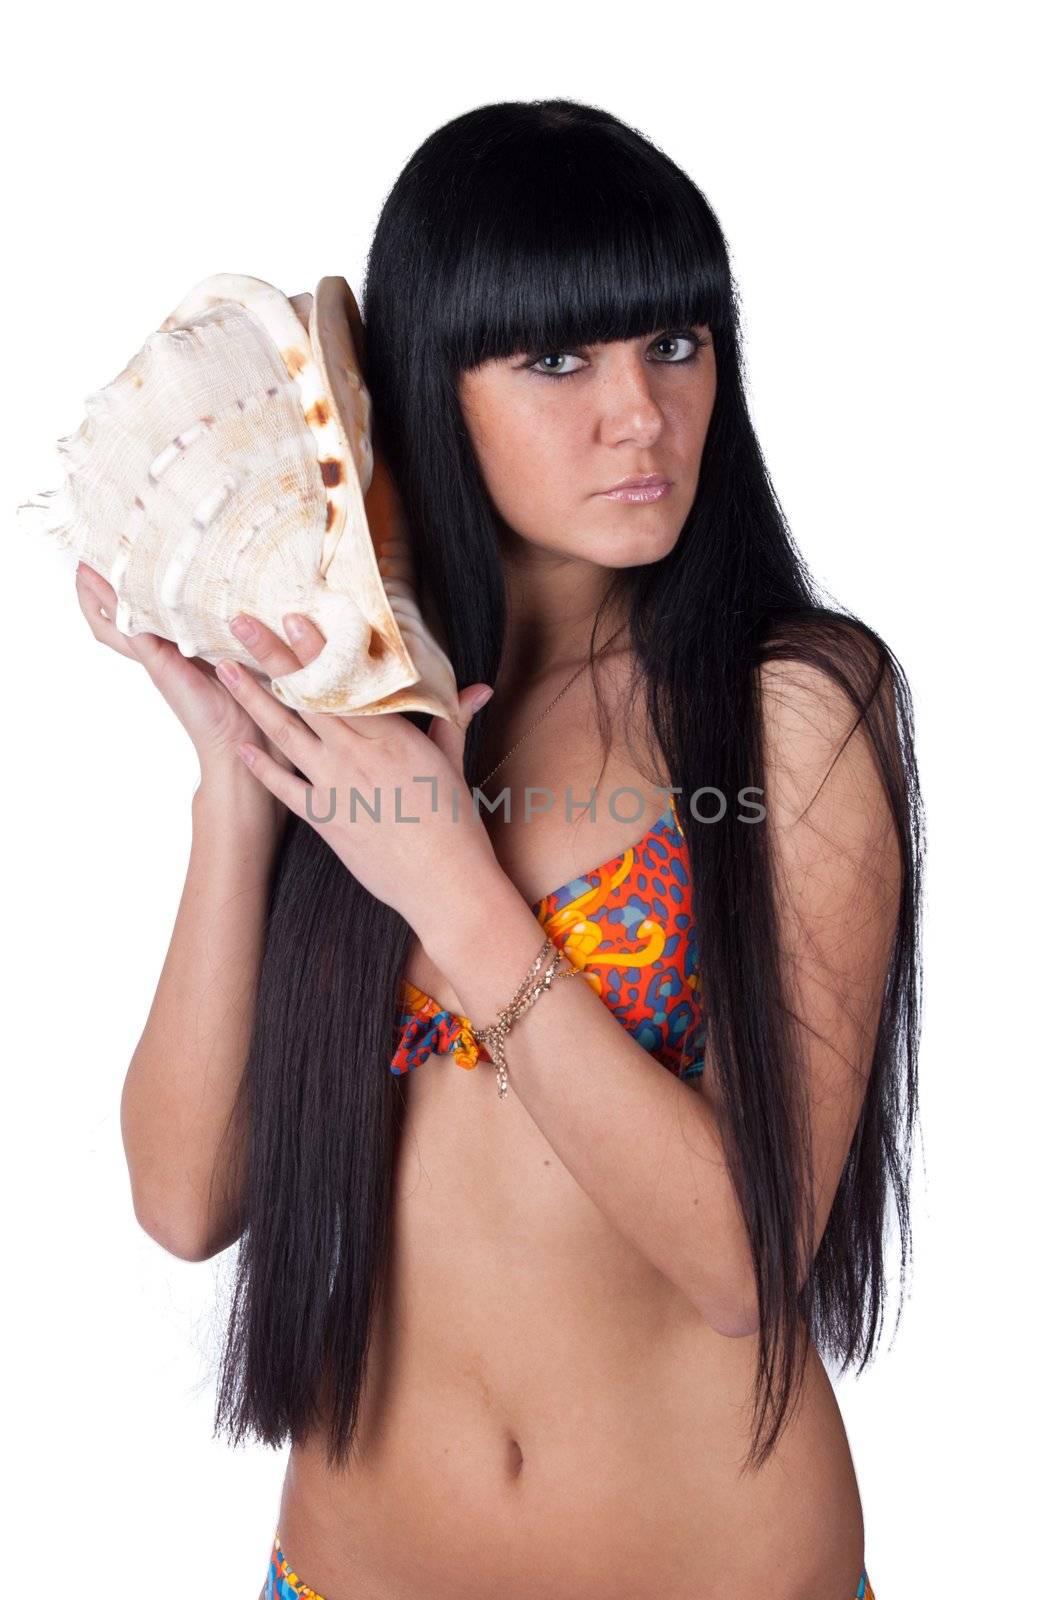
[470,936,582,1098]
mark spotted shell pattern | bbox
[17,273,460,724]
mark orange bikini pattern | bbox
[390,791,706,1080]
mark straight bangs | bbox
[420,113,732,369]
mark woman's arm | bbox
[425,888,758,1333]
[119,762,284,1262]
[424,660,901,1337]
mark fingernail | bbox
[283,614,307,641]
[469,687,494,713]
[216,660,240,686]
[230,615,255,642]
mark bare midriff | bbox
[276,1034,865,1600]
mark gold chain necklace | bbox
[473,623,629,792]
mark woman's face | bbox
[457,325,717,570]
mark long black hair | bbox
[212,98,924,1474]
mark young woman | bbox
[99,99,923,1600]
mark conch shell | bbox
[16,272,461,724]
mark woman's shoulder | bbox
[755,616,900,734]
[753,616,904,833]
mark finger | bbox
[276,612,406,745]
[76,560,117,608]
[74,568,140,658]
[214,658,324,775]
[233,739,321,821]
[229,609,321,678]
[273,611,406,748]
[428,684,494,775]
[74,564,164,665]
[227,609,351,746]
[226,611,320,772]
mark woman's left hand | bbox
[214,611,500,945]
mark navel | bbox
[505,1433,524,1479]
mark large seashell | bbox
[17,273,461,724]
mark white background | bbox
[4,2,1058,1594]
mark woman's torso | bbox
[277,650,865,1600]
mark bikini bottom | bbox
[263,1529,877,1599]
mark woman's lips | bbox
[599,479,673,503]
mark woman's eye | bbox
[651,332,701,362]
[525,330,707,381]
[529,351,586,378]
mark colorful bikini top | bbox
[390,791,705,1082]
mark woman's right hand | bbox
[74,561,325,803]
